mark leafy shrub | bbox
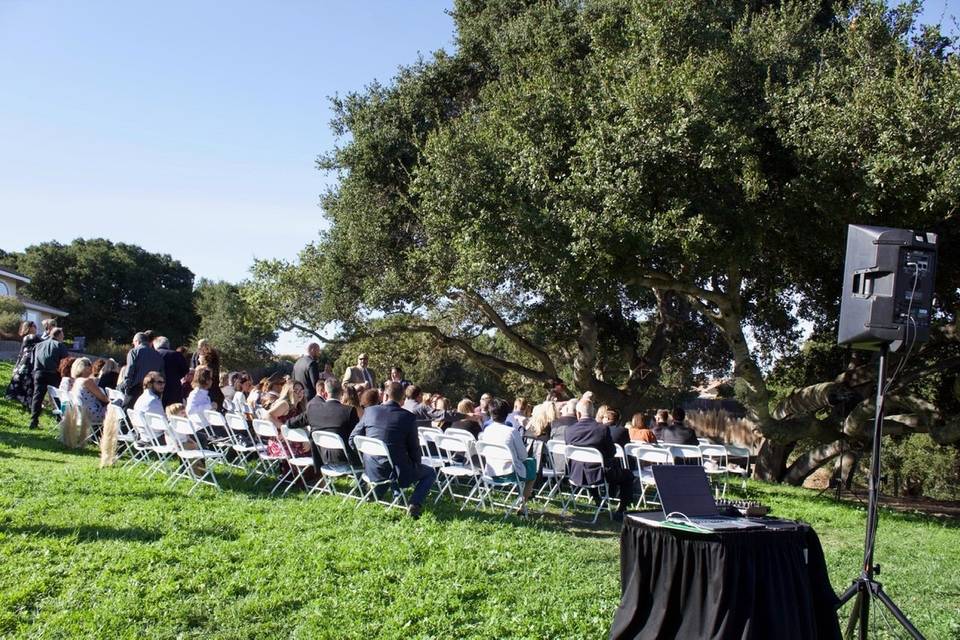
[0,296,25,340]
[881,433,960,500]
[83,338,130,362]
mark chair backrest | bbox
[129,409,159,441]
[474,441,515,475]
[252,418,278,439]
[697,437,711,445]
[668,444,702,462]
[629,444,672,465]
[204,410,227,428]
[225,412,250,434]
[353,435,395,468]
[311,430,350,455]
[545,439,568,473]
[46,385,60,402]
[105,387,124,404]
[283,426,311,445]
[168,415,197,438]
[436,433,474,461]
[144,412,172,443]
[725,445,750,459]
[565,445,604,465]
[255,407,269,419]
[699,444,728,459]
[615,443,626,462]
[444,427,477,442]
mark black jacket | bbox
[157,348,189,406]
[659,421,699,446]
[293,355,321,401]
[608,424,630,448]
[290,397,359,464]
[349,401,421,484]
[564,418,623,487]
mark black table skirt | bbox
[609,517,841,640]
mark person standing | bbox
[120,332,164,409]
[293,343,322,401]
[6,321,41,408]
[28,327,68,429]
[153,336,189,407]
[342,352,376,391]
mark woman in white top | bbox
[479,398,536,511]
[185,366,214,419]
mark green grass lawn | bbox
[0,362,958,639]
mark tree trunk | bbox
[754,439,793,481]
[783,439,845,485]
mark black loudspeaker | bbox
[838,224,938,352]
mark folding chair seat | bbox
[224,412,264,474]
[417,427,446,482]
[561,445,614,524]
[251,419,289,489]
[352,435,411,511]
[166,416,226,494]
[433,434,482,508]
[278,426,315,495]
[202,410,237,457]
[626,444,672,508]
[309,430,363,500]
[474,441,525,517]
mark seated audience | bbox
[564,400,633,521]
[525,400,557,441]
[58,356,78,398]
[627,412,658,443]
[600,407,629,447]
[70,357,109,424]
[133,371,166,417]
[97,358,120,391]
[359,388,380,419]
[652,409,671,441]
[185,367,215,418]
[549,400,577,442]
[659,407,699,445]
[349,381,435,519]
[288,378,360,465]
[505,397,531,431]
[448,399,482,438]
[479,398,536,513]
[265,380,308,457]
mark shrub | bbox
[83,338,130,362]
[881,433,960,500]
[0,297,25,340]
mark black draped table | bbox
[609,515,841,640]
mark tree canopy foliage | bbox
[193,280,277,371]
[2,239,198,346]
[246,0,960,481]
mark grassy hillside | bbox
[0,362,957,638]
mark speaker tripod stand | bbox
[835,346,924,639]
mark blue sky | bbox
[1,0,957,352]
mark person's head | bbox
[527,401,558,435]
[100,358,119,375]
[435,397,449,411]
[390,366,404,381]
[357,352,369,368]
[489,397,511,423]
[630,413,647,430]
[604,407,621,426]
[341,384,360,407]
[672,407,685,423]
[324,377,342,400]
[384,381,404,404]
[656,409,670,424]
[165,403,186,418]
[196,338,209,353]
[405,384,422,403]
[513,397,531,415]
[457,398,475,415]
[219,372,230,387]
[322,361,332,373]
[142,330,155,344]
[51,327,64,341]
[143,370,166,393]
[41,318,56,333]
[132,331,146,347]
[58,356,76,378]
[307,342,320,359]
[91,358,106,376]
[153,336,171,350]
[70,357,92,379]
[560,399,577,417]
[182,369,194,385]
[19,321,36,337]
[479,393,492,410]
[360,388,380,408]
[575,400,595,420]
[291,381,306,403]
[193,366,213,390]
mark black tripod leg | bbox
[837,581,859,607]
[844,590,863,640]
[872,584,926,640]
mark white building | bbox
[0,266,69,329]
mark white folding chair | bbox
[352,435,410,511]
[251,419,289,490]
[561,445,613,524]
[46,385,63,419]
[224,412,264,474]
[626,444,673,508]
[202,409,238,460]
[433,434,482,508]
[278,426,315,495]
[699,443,730,498]
[724,445,752,489]
[444,427,477,442]
[309,430,363,500]
[697,437,711,445]
[474,441,525,517]
[667,444,703,466]
[166,415,226,493]
[417,426,446,484]
[536,439,568,511]
[136,411,177,478]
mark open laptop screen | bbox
[652,465,719,518]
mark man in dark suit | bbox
[153,336,189,407]
[349,381,435,518]
[293,343,322,401]
[659,407,699,445]
[120,332,164,409]
[28,327,68,429]
[564,400,633,520]
[548,399,577,441]
[290,378,360,466]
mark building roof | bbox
[19,296,69,317]
[0,266,30,283]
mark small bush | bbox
[0,297,25,339]
[83,338,130,362]
[881,433,960,500]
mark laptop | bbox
[651,465,763,531]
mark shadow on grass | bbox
[0,523,241,543]
[0,429,98,458]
